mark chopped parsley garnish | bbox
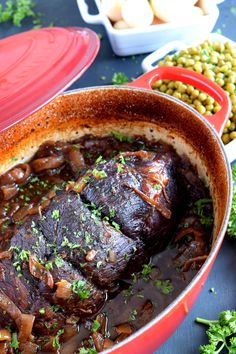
[111,131,134,143]
[51,305,62,312]
[83,176,91,183]
[61,237,81,249]
[54,255,64,268]
[112,221,120,231]
[11,247,30,273]
[1,221,10,232]
[141,263,153,280]
[109,208,116,218]
[51,209,60,220]
[117,164,124,173]
[39,307,46,315]
[193,198,213,227]
[31,220,40,234]
[11,332,19,349]
[119,155,126,165]
[130,309,138,321]
[112,72,129,85]
[84,231,92,245]
[92,169,107,179]
[154,279,174,295]
[19,249,30,261]
[71,279,91,300]
[153,184,161,190]
[79,348,97,354]
[123,285,134,303]
[92,320,101,333]
[52,328,64,349]
[45,261,53,270]
[95,155,106,164]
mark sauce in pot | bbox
[0,133,213,353]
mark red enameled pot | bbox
[0,27,233,353]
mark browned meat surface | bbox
[36,190,140,288]
[45,258,106,317]
[0,259,66,339]
[81,150,181,250]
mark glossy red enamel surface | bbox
[129,66,231,136]
[0,27,99,132]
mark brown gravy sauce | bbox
[0,134,213,353]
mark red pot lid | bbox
[0,27,99,132]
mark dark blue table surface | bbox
[1,1,236,353]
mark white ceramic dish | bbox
[77,0,222,56]
[141,32,236,163]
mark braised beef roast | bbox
[0,135,212,353]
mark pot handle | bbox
[141,40,187,72]
[128,66,231,136]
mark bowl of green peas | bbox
[141,33,236,159]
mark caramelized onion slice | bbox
[0,184,18,201]
[0,250,12,260]
[96,313,108,337]
[29,255,54,289]
[92,332,104,352]
[31,155,65,173]
[118,151,150,159]
[115,323,133,335]
[0,329,11,342]
[0,341,12,354]
[20,341,38,354]
[103,338,114,350]
[0,289,35,343]
[175,227,203,242]
[68,147,85,174]
[0,164,31,186]
[0,289,22,327]
[125,183,171,219]
[182,255,208,272]
[18,313,35,343]
[55,279,72,300]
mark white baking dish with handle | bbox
[77,0,221,56]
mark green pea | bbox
[152,38,236,144]
[229,131,236,140]
[222,134,231,144]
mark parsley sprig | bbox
[227,164,236,237]
[0,0,38,26]
[196,310,236,353]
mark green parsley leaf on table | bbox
[0,0,39,27]
[196,310,236,353]
[227,164,236,238]
[112,72,129,85]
